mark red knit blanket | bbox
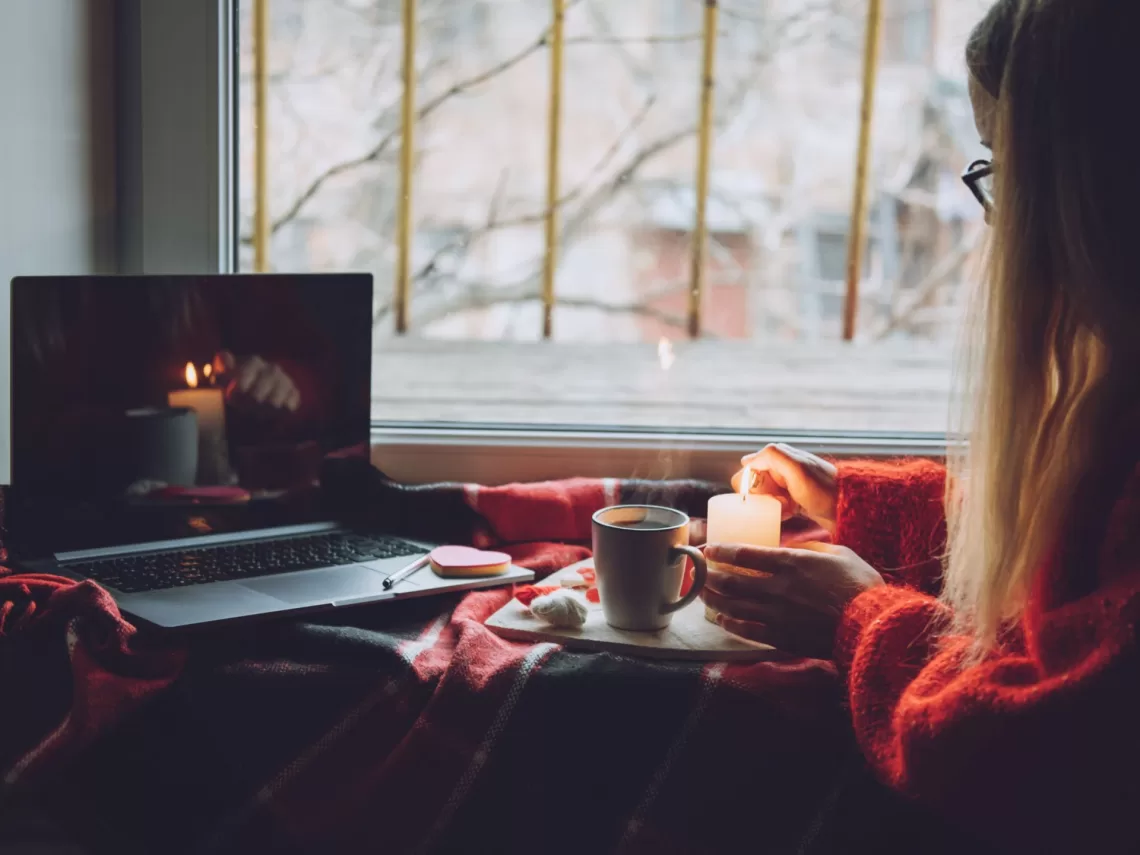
[0,473,849,854]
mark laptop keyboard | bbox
[65,532,423,594]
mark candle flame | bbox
[657,337,675,371]
[184,362,199,389]
[202,363,212,379]
[740,466,752,501]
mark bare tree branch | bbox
[256,0,816,247]
[262,5,586,238]
[403,90,660,292]
[253,0,927,343]
[249,0,783,245]
[563,33,721,45]
[388,25,776,334]
[381,113,731,334]
[378,279,702,334]
[873,227,982,340]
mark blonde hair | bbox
[945,0,1140,650]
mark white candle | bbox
[706,469,781,547]
[168,362,233,486]
[705,471,782,625]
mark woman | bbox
[702,1,1140,851]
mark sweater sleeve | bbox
[834,459,947,595]
[835,579,1140,853]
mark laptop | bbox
[5,274,533,629]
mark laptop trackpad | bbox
[241,565,394,605]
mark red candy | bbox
[576,567,597,584]
[515,585,560,607]
[585,588,600,604]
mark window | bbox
[883,0,935,66]
[231,0,996,461]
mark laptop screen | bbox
[7,274,373,556]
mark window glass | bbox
[238,0,995,434]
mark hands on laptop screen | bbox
[8,274,373,554]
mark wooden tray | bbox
[485,561,776,662]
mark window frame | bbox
[120,0,236,277]
[127,0,949,487]
[371,426,948,486]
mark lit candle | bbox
[168,362,233,486]
[706,468,781,548]
[705,468,782,626]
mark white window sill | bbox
[370,425,947,486]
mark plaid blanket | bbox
[1,465,856,855]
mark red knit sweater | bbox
[834,459,1140,853]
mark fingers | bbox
[254,365,297,410]
[731,467,795,519]
[702,587,782,624]
[251,365,282,405]
[708,542,873,620]
[715,615,773,645]
[708,590,840,658]
[706,563,784,599]
[756,471,796,518]
[267,372,293,409]
[740,444,797,489]
[232,355,267,394]
[794,541,840,555]
[224,355,301,412]
[736,444,838,532]
[741,442,819,469]
[735,445,800,516]
[705,543,810,574]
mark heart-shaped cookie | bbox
[429,545,512,578]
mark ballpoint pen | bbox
[382,554,431,590]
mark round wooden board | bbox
[484,562,777,662]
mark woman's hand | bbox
[732,444,839,534]
[701,542,883,659]
[217,350,301,414]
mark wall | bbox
[0,0,117,483]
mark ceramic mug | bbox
[591,505,708,632]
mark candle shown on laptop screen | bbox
[168,362,233,486]
[706,468,781,548]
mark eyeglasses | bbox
[962,158,994,213]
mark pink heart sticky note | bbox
[429,545,512,578]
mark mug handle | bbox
[660,545,708,615]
